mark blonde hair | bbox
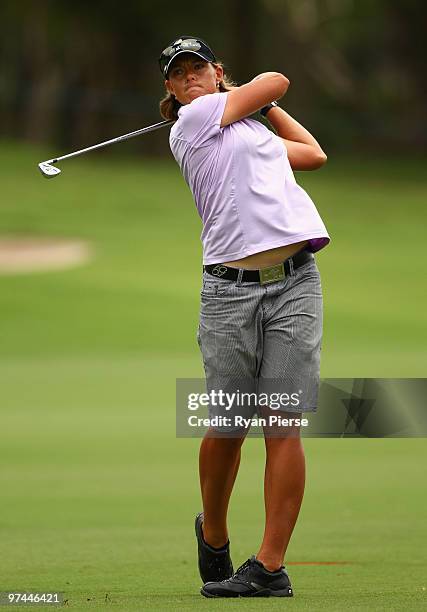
[159,62,235,121]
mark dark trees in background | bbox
[0,0,425,154]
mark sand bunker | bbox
[0,236,93,275]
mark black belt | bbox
[203,249,313,285]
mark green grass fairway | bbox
[1,141,426,610]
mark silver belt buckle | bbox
[259,262,285,285]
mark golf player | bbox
[159,36,330,598]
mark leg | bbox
[199,429,246,548]
[256,417,305,570]
[197,274,262,548]
[256,259,322,570]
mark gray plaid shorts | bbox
[197,254,323,417]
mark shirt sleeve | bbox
[175,92,228,148]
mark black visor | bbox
[159,36,216,77]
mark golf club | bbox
[38,119,174,179]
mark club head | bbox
[38,161,61,179]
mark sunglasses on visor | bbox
[159,37,216,77]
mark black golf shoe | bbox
[195,512,233,583]
[200,555,293,598]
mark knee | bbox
[203,430,246,453]
[261,408,303,442]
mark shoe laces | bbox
[232,557,254,582]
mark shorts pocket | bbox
[295,259,319,278]
[201,278,218,296]
[201,274,235,297]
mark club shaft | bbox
[49,119,174,164]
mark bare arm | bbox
[265,106,327,171]
[222,71,326,170]
[252,73,327,170]
[220,72,289,128]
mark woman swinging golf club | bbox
[159,36,330,598]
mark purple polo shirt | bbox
[169,92,330,265]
